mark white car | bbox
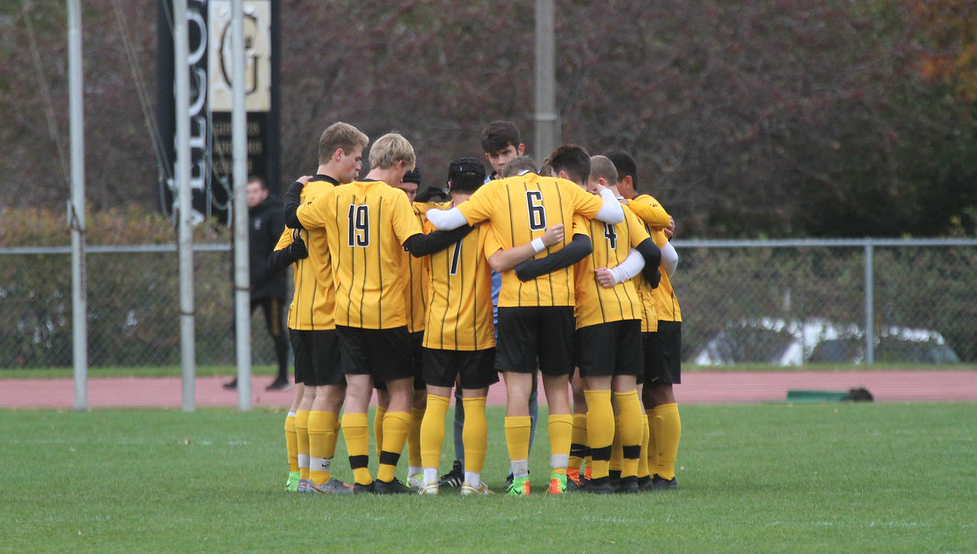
[692,318,959,366]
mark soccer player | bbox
[607,150,683,490]
[441,124,541,490]
[571,155,662,493]
[426,144,626,495]
[284,132,469,494]
[393,167,431,488]
[417,157,565,495]
[269,121,370,494]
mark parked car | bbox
[692,318,959,366]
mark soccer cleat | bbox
[266,378,292,391]
[286,471,301,492]
[581,476,616,494]
[419,482,439,495]
[408,473,424,489]
[566,476,588,492]
[374,478,414,495]
[297,479,312,493]
[652,474,678,490]
[506,477,530,496]
[618,476,639,494]
[548,473,567,495]
[637,475,655,492]
[308,478,353,494]
[460,481,494,496]
[352,482,375,494]
[438,460,464,488]
[566,467,581,487]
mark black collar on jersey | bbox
[312,174,340,185]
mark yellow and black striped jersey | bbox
[626,195,681,325]
[421,223,496,351]
[401,203,430,333]
[457,173,606,308]
[572,210,649,329]
[652,228,682,322]
[627,193,671,229]
[296,179,423,329]
[276,177,337,331]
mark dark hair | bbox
[606,150,637,190]
[247,175,268,191]
[402,167,422,185]
[480,121,522,154]
[546,144,591,186]
[447,157,486,192]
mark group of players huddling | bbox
[271,120,683,496]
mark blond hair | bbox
[368,132,415,170]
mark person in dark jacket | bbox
[224,176,291,391]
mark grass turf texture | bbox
[2,403,975,553]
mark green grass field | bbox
[2,403,975,553]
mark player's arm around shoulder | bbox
[627,194,671,229]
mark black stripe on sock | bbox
[570,443,587,458]
[379,450,401,466]
[591,445,612,461]
[623,444,641,459]
[349,454,369,469]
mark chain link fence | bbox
[0,245,284,370]
[1,239,975,371]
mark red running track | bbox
[1,371,976,410]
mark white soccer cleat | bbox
[460,481,493,495]
[419,481,440,495]
[408,473,424,489]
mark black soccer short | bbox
[336,325,414,382]
[574,319,643,378]
[410,330,426,390]
[423,348,499,390]
[645,320,681,385]
[289,329,344,387]
[496,306,574,376]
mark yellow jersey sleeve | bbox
[627,194,670,229]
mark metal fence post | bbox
[864,241,875,365]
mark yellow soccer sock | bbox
[547,413,573,476]
[653,403,682,480]
[377,411,411,483]
[420,395,450,472]
[609,416,623,479]
[461,397,488,475]
[504,416,532,477]
[374,405,387,461]
[584,390,613,480]
[638,410,651,479]
[569,412,588,475]
[342,412,372,486]
[284,413,299,474]
[308,411,337,486]
[615,390,643,479]
[409,406,425,470]
[295,409,311,481]
[646,411,659,476]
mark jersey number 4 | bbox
[347,205,369,247]
[526,191,546,231]
[603,224,618,249]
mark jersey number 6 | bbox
[526,190,546,231]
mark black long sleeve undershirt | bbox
[403,225,476,257]
[513,234,594,282]
[635,237,662,288]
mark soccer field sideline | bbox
[2,370,976,409]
